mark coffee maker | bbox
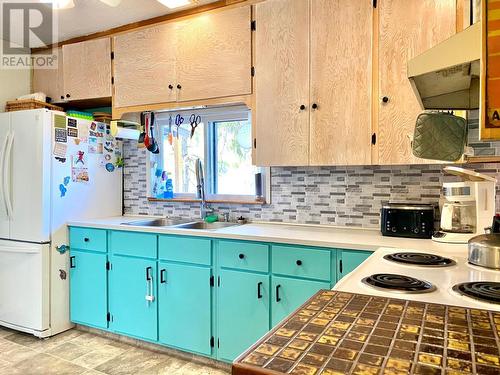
[433,166,497,244]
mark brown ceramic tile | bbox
[265,357,294,372]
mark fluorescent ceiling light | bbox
[157,0,191,9]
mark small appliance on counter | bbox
[380,203,435,239]
[433,166,496,244]
[468,215,500,270]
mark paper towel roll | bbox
[110,120,140,140]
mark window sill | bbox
[147,197,267,205]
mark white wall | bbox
[0,40,31,112]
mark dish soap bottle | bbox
[164,175,174,199]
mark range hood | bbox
[408,22,481,110]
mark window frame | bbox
[146,106,270,204]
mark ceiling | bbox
[17,0,218,45]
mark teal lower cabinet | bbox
[338,249,372,281]
[158,262,212,355]
[109,256,158,341]
[69,249,108,328]
[271,276,330,327]
[217,269,270,362]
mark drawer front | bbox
[219,241,269,272]
[159,236,211,265]
[69,227,107,253]
[109,231,157,259]
[272,245,331,281]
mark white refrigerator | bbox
[0,109,122,337]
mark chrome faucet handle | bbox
[223,213,230,222]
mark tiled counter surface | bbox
[68,216,466,252]
[232,290,500,375]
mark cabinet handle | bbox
[70,256,75,268]
[168,84,173,90]
[382,96,389,103]
[257,282,263,299]
[311,103,318,110]
[160,269,166,284]
[339,259,343,274]
[84,237,89,242]
[276,284,281,302]
[146,266,153,281]
[60,95,64,100]
[177,84,182,89]
[299,104,306,111]
[66,94,71,98]
[238,253,245,259]
[296,260,302,266]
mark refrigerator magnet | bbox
[67,127,78,138]
[67,118,77,128]
[55,128,67,143]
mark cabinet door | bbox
[158,262,211,355]
[378,0,456,164]
[62,38,112,101]
[69,250,107,328]
[113,23,177,108]
[33,48,64,103]
[175,6,252,102]
[254,0,310,166]
[109,256,157,341]
[309,0,373,165]
[338,250,372,281]
[271,276,329,327]
[218,269,269,362]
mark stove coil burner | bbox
[383,252,455,267]
[453,282,500,304]
[362,273,436,293]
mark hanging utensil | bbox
[138,112,147,144]
[175,114,184,139]
[148,112,159,154]
[168,115,173,146]
[189,113,201,139]
[143,112,151,149]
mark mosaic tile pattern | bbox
[234,290,500,375]
[123,112,500,228]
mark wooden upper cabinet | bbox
[113,23,177,108]
[309,0,373,166]
[33,48,64,103]
[62,38,112,101]
[175,6,252,102]
[254,0,310,166]
[377,0,456,164]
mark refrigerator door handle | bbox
[0,133,9,215]
[3,132,14,218]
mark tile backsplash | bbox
[123,141,500,228]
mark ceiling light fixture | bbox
[156,0,192,9]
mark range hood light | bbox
[157,0,191,9]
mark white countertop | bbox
[68,216,467,252]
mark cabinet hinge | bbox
[111,51,114,60]
[111,77,114,85]
[251,66,255,77]
[251,20,256,31]
[106,312,111,322]
[210,336,215,347]
[371,133,376,145]
[210,276,215,287]
[217,276,220,287]
[339,259,343,274]
[106,261,111,271]
[373,0,377,8]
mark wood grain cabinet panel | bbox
[254,0,310,166]
[113,23,177,108]
[62,38,112,101]
[377,0,456,164]
[309,0,373,166]
[32,48,64,103]
[175,6,252,102]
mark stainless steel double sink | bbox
[121,218,239,230]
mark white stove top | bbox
[334,247,500,312]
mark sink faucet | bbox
[195,158,212,219]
